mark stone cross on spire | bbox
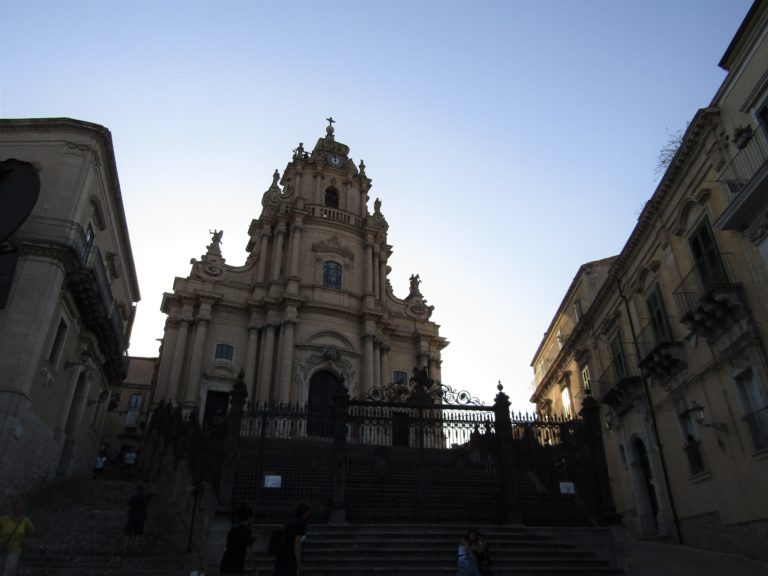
[325,116,336,140]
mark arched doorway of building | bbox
[57,372,87,475]
[307,370,342,437]
[631,436,660,535]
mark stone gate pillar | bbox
[329,383,349,524]
[493,383,521,523]
[579,394,618,524]
[218,371,247,507]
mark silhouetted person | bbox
[123,483,153,556]
[220,505,255,575]
[274,501,311,576]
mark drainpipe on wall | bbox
[616,278,684,544]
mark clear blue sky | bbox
[1,0,754,411]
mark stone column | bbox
[154,319,179,402]
[257,324,276,403]
[365,241,373,295]
[245,324,259,405]
[271,223,286,282]
[381,345,391,386]
[362,333,375,393]
[185,315,210,406]
[373,250,380,300]
[379,258,387,301]
[280,319,297,404]
[289,218,303,278]
[168,317,191,403]
[373,341,381,390]
[257,226,271,283]
[429,357,441,383]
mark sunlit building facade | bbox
[531,2,768,559]
[0,118,140,506]
[153,123,447,425]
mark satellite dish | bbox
[0,159,41,243]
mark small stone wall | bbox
[680,511,768,561]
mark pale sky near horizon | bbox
[0,0,754,412]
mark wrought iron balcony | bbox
[596,353,643,413]
[720,128,768,195]
[68,246,128,382]
[718,128,768,230]
[673,252,744,338]
[13,217,128,382]
[306,204,362,229]
[636,321,686,382]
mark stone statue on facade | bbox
[409,274,422,297]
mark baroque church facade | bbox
[154,121,447,423]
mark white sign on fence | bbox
[559,481,576,494]
[264,474,282,489]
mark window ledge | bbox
[690,470,712,484]
[752,447,768,461]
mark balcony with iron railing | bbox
[636,320,686,382]
[13,216,128,381]
[673,252,744,338]
[718,127,768,230]
[306,204,362,229]
[595,353,643,413]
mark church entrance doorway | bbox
[203,390,230,428]
[307,370,341,437]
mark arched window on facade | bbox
[323,261,342,289]
[325,187,339,208]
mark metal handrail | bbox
[673,251,735,319]
[11,215,89,264]
[719,128,768,194]
[636,319,678,361]
[595,353,641,397]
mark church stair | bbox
[251,524,622,575]
[18,478,202,576]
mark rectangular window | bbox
[48,319,69,367]
[688,219,727,291]
[573,300,583,323]
[646,283,674,344]
[561,387,572,418]
[214,343,235,362]
[610,332,627,380]
[581,366,591,392]
[680,413,706,475]
[84,224,95,260]
[736,369,768,452]
[393,370,408,386]
[323,261,342,289]
[125,394,143,429]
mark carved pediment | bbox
[312,236,355,261]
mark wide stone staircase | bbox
[17,478,203,576]
[251,524,623,575]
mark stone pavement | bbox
[621,537,768,576]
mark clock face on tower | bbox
[328,153,344,168]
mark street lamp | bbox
[687,401,729,433]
